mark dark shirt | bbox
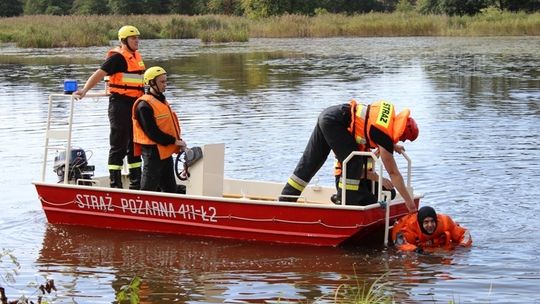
[369,127,394,154]
[100,53,127,75]
[135,93,177,146]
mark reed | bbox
[447,9,540,36]
[315,271,394,304]
[0,12,538,48]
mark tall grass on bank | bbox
[0,11,539,48]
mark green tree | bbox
[141,0,171,14]
[442,0,489,15]
[71,0,109,14]
[241,0,289,18]
[108,0,143,14]
[24,0,46,14]
[395,0,414,12]
[0,0,23,17]
[169,0,196,14]
[416,0,444,14]
[208,0,243,15]
[281,0,320,15]
[324,0,386,14]
[24,0,73,15]
[168,0,209,14]
[417,0,492,15]
[498,0,539,12]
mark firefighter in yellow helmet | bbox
[132,67,187,193]
[74,25,145,189]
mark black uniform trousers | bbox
[140,145,177,193]
[108,93,141,168]
[280,104,376,205]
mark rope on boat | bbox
[38,196,408,230]
[38,196,75,206]
[221,215,396,229]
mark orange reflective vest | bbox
[391,213,472,252]
[107,47,145,98]
[334,100,410,176]
[132,94,182,160]
[349,99,410,150]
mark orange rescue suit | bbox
[391,213,472,252]
[107,47,145,98]
[132,94,181,160]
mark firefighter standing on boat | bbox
[74,25,145,189]
[132,66,186,193]
[279,100,419,213]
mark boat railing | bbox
[41,93,108,184]
[341,150,413,246]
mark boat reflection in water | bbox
[36,224,457,303]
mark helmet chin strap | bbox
[121,38,136,53]
[149,81,163,95]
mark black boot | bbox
[330,193,341,205]
[129,167,141,190]
[109,170,123,188]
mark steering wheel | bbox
[174,150,190,181]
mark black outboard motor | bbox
[53,148,95,184]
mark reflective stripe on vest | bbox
[107,47,145,98]
[353,103,368,145]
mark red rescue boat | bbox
[33,93,421,247]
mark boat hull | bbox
[34,182,418,247]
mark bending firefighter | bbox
[279,100,418,212]
[132,66,186,193]
[75,25,145,189]
[391,206,472,252]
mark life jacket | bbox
[132,94,182,160]
[349,99,410,149]
[391,213,472,251]
[106,47,145,98]
[334,100,410,176]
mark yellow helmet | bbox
[144,66,167,85]
[118,25,140,41]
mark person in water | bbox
[391,206,472,252]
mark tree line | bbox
[1,0,538,18]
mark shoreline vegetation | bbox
[0,11,539,48]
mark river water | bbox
[0,37,539,303]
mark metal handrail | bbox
[41,93,108,184]
[341,151,381,206]
[341,150,413,246]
